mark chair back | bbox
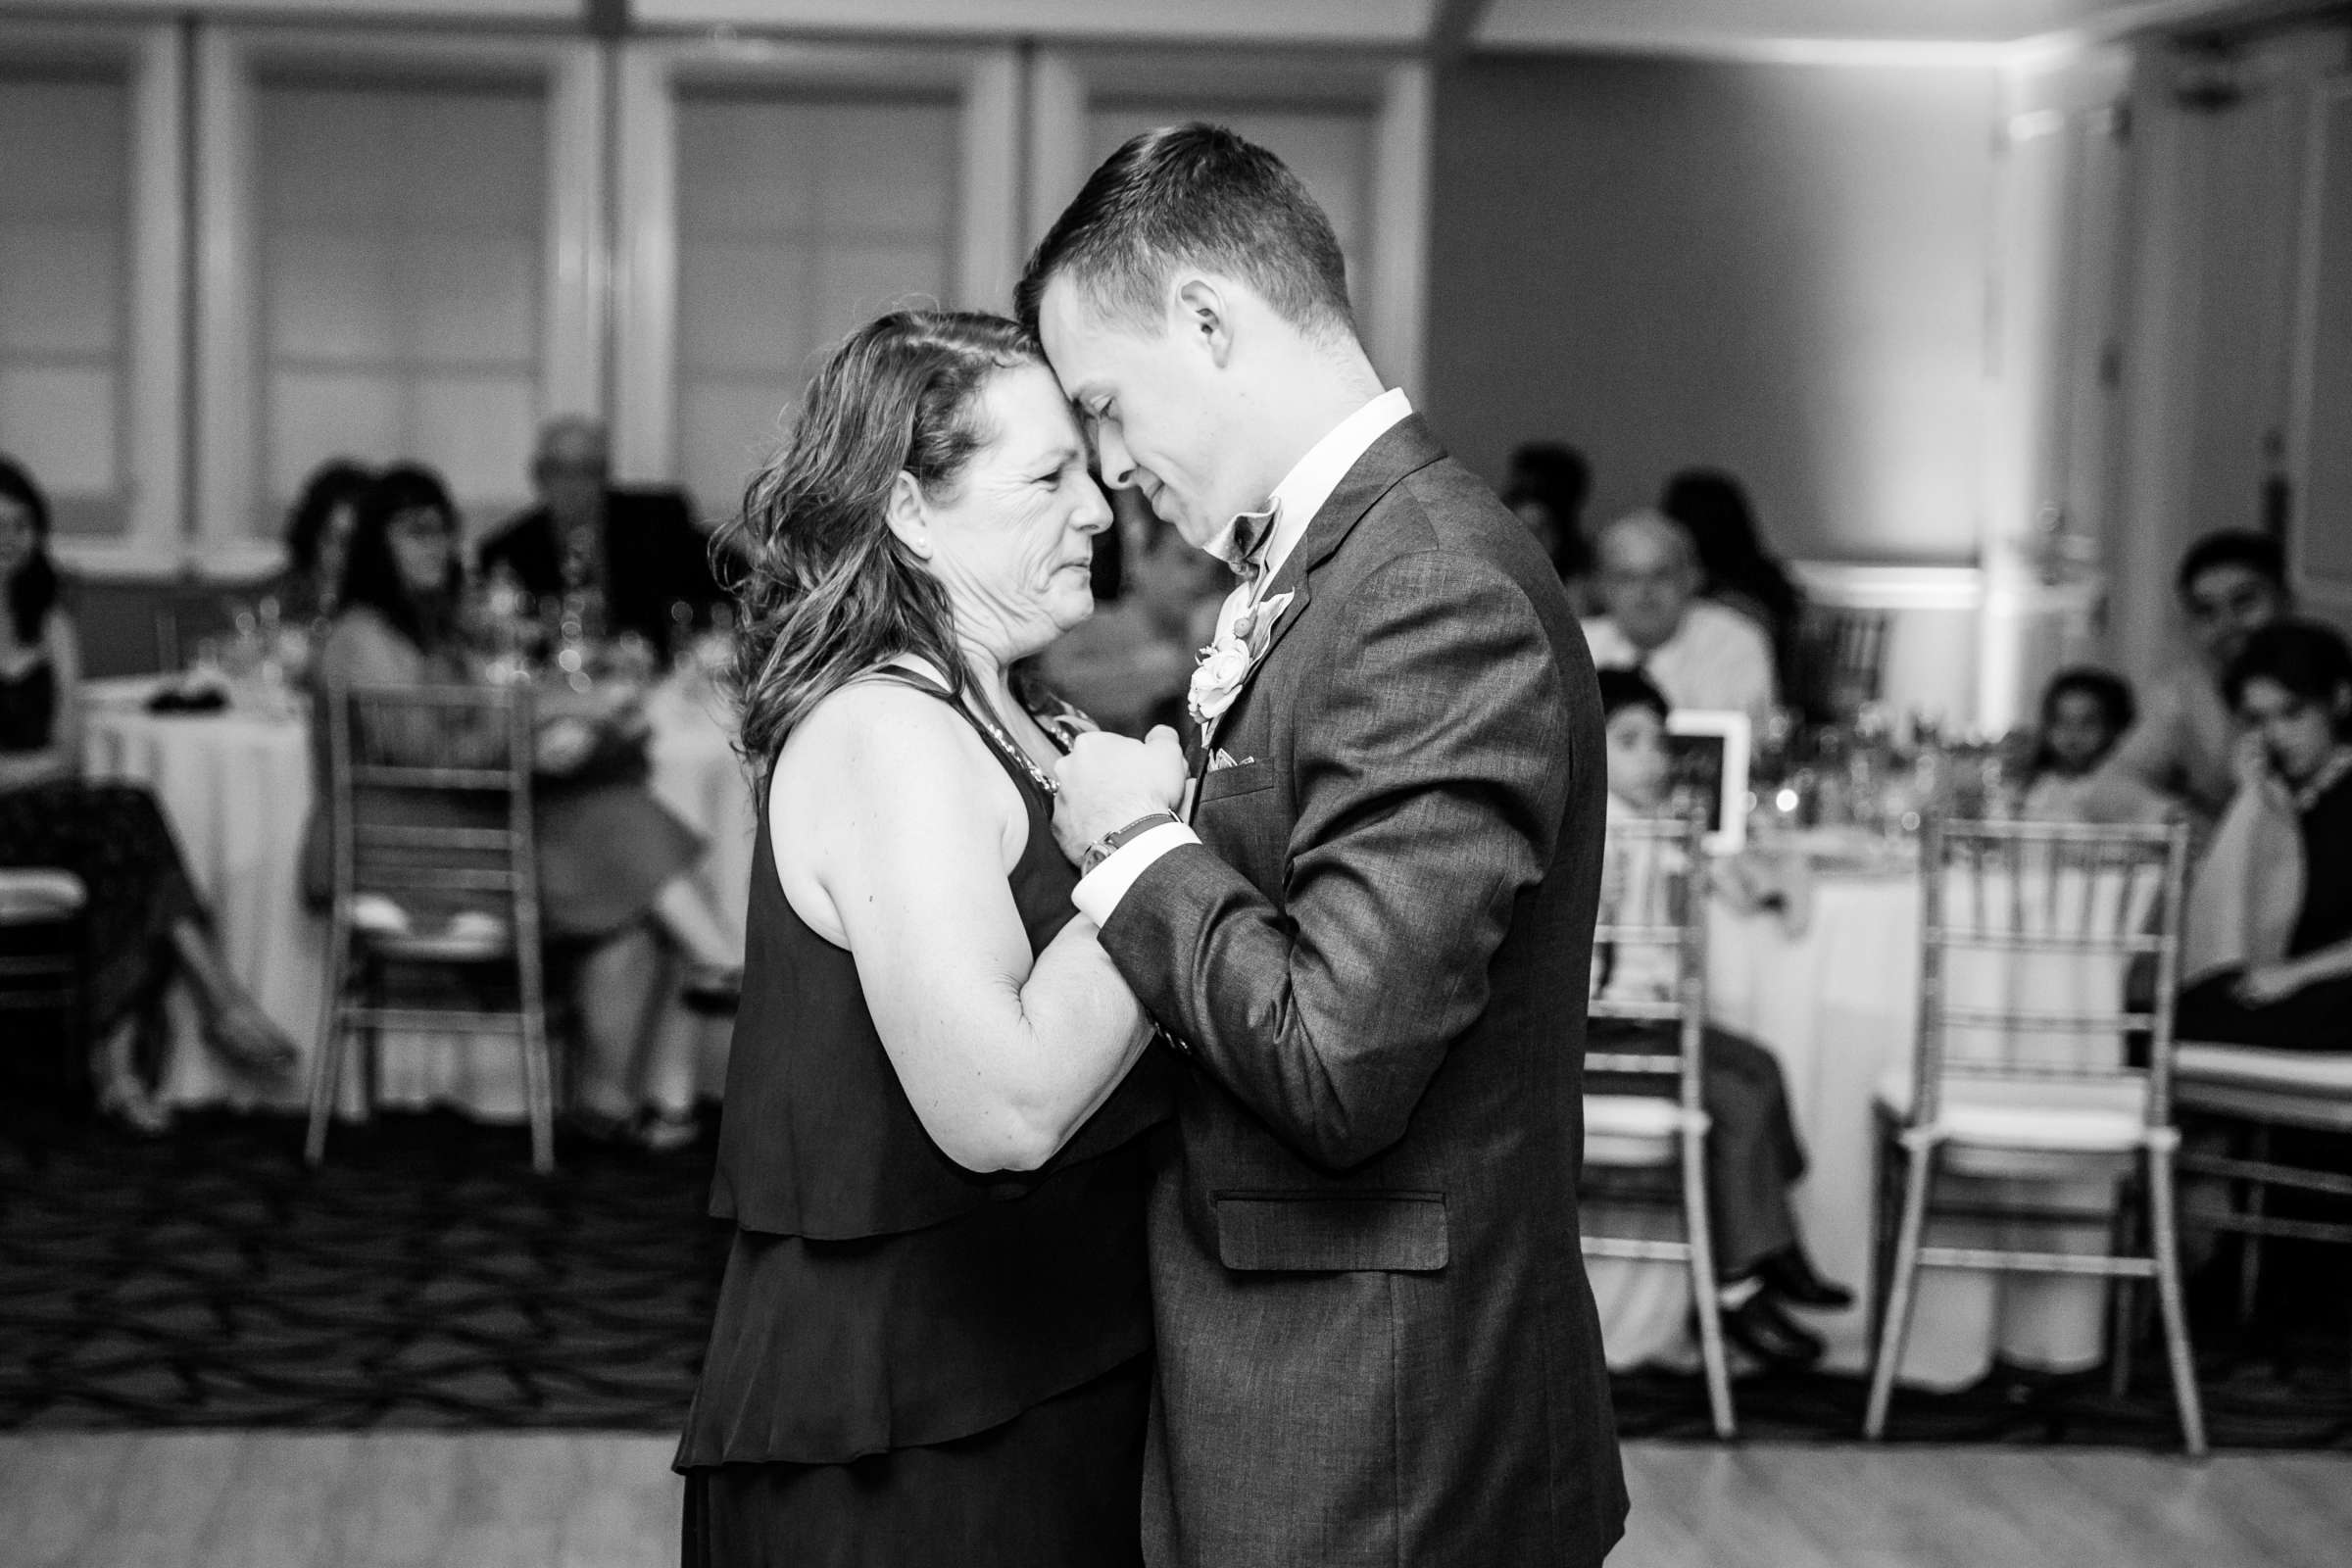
[1586,809,1709,1113]
[1909,815,2189,1131]
[1799,606,1890,720]
[323,681,540,945]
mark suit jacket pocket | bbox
[1211,1191,1447,1272]
[1197,759,1276,804]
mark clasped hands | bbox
[536,685,650,776]
[1052,724,1189,868]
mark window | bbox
[672,89,959,514]
[254,68,547,529]
[0,58,132,539]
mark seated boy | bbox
[1591,666,1851,1367]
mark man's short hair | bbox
[1597,666,1672,723]
[1014,122,1354,343]
[2176,529,2285,598]
[1595,509,1699,573]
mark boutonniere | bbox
[1188,590,1296,733]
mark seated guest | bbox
[1502,441,1595,606]
[306,464,739,1149]
[2019,666,2167,822]
[1034,499,1224,737]
[274,458,374,623]
[1592,667,1850,1367]
[0,455,296,1129]
[2101,530,2290,825]
[1659,468,1804,705]
[476,416,730,652]
[2176,619,2352,1051]
[1584,509,1777,732]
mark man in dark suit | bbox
[1022,125,1626,1567]
[476,416,730,652]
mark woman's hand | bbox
[536,715,597,775]
[2233,960,2308,1008]
[0,748,74,791]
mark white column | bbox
[956,47,1025,313]
[1366,59,1431,397]
[122,24,189,567]
[611,44,680,484]
[543,41,609,429]
[192,25,263,562]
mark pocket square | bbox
[1208,749,1255,771]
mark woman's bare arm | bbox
[778,682,1152,1173]
[0,613,82,789]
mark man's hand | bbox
[2234,960,2308,1008]
[1053,725,1187,865]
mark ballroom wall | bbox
[1425,53,2002,569]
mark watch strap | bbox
[1081,810,1179,876]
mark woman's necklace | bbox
[2292,746,2352,812]
[968,700,1059,798]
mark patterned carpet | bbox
[2,1106,2346,1446]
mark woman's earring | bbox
[912,536,933,560]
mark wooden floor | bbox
[3,1433,2349,1567]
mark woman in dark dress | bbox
[0,455,296,1127]
[674,311,1169,1565]
[2177,618,2352,1048]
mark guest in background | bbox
[2176,619,2352,1051]
[675,312,1167,1565]
[476,416,731,653]
[2019,667,2167,822]
[0,455,296,1129]
[274,458,374,623]
[1660,467,1804,699]
[1584,508,1777,732]
[1592,667,1849,1366]
[306,463,736,1150]
[1503,441,1595,605]
[1035,496,1225,737]
[2102,530,2291,825]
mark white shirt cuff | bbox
[1070,821,1200,926]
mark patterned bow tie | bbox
[1226,502,1279,586]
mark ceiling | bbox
[633,0,2295,56]
[1476,0,2271,56]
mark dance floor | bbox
[6,1108,2348,1446]
[3,1433,2349,1568]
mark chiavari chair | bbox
[1863,816,2203,1453]
[1580,808,1737,1438]
[306,682,554,1172]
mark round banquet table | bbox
[1584,859,2120,1393]
[77,670,754,1119]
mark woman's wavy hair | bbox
[2226,618,2352,738]
[0,454,60,646]
[339,463,465,655]
[284,458,375,578]
[724,310,1042,778]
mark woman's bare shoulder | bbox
[775,674,1000,808]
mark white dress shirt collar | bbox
[1249,387,1412,587]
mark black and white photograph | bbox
[3,2,2352,1565]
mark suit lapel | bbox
[1196,416,1448,756]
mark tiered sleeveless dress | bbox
[674,690,1171,1567]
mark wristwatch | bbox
[1080,810,1179,876]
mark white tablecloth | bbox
[1586,868,2117,1392]
[79,672,755,1118]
